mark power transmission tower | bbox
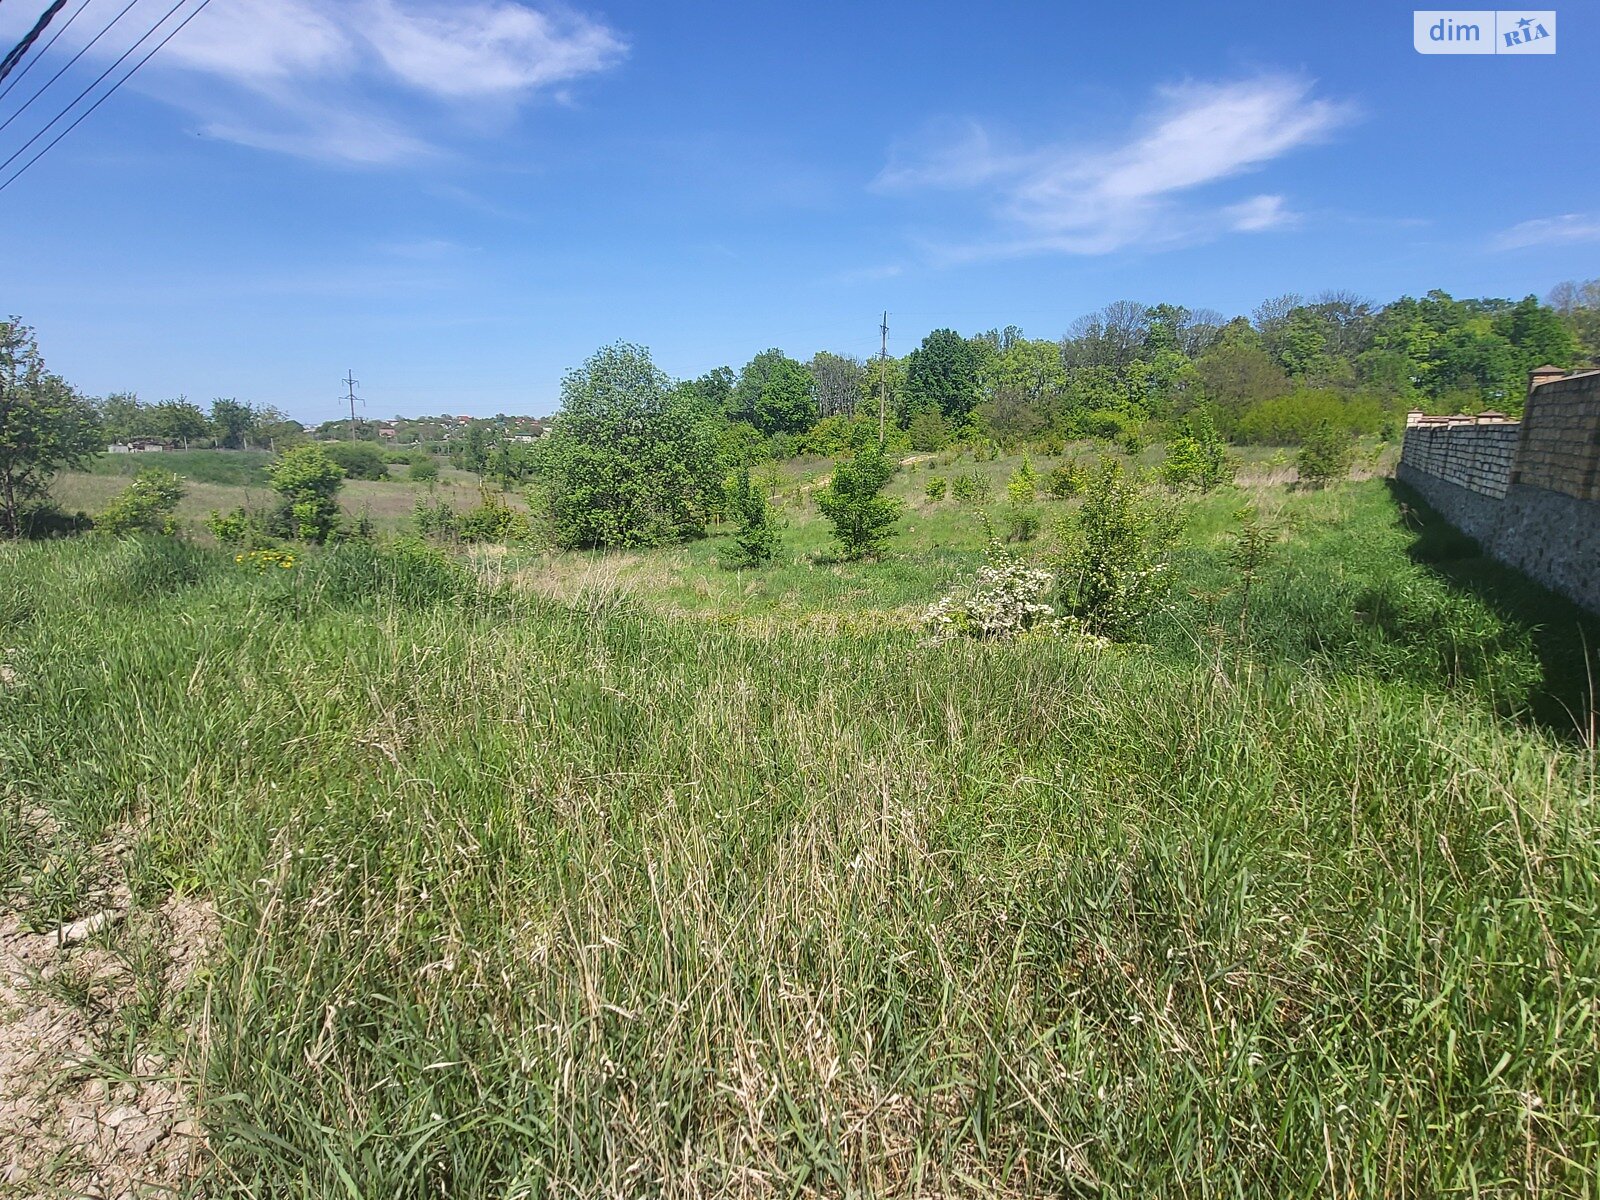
[343,370,362,440]
[878,311,889,445]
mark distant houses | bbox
[107,437,170,453]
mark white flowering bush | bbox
[923,549,1061,642]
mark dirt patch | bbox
[0,894,217,1198]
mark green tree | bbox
[817,426,901,559]
[860,355,905,430]
[0,319,102,537]
[1547,279,1600,365]
[1160,407,1230,492]
[1496,294,1577,378]
[903,328,983,427]
[977,337,1066,444]
[458,422,491,477]
[725,468,780,566]
[256,407,306,451]
[150,397,211,448]
[732,349,816,436]
[538,342,725,548]
[269,444,345,542]
[678,365,734,414]
[97,391,151,442]
[210,397,258,449]
[1194,337,1289,432]
[94,468,185,536]
[905,407,951,452]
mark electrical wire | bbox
[0,0,91,102]
[0,0,212,194]
[0,0,189,179]
[0,0,69,85]
[0,0,139,133]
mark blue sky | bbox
[2,0,1597,421]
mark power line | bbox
[0,0,69,87]
[343,370,363,439]
[878,311,889,444]
[1,0,141,134]
[0,0,186,174]
[0,0,210,195]
[0,0,92,102]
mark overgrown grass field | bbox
[2,474,1596,1197]
[52,449,513,536]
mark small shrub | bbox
[923,555,1054,641]
[1003,506,1041,543]
[925,477,947,503]
[94,468,185,536]
[205,506,277,546]
[1046,462,1083,499]
[1296,422,1355,488]
[923,546,1106,645]
[950,471,992,505]
[269,445,345,543]
[321,440,390,481]
[457,492,532,544]
[1053,461,1177,640]
[1005,455,1038,505]
[413,497,458,540]
[408,460,439,483]
[343,510,378,543]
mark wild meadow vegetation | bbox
[4,295,1600,1195]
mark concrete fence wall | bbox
[1396,370,1600,613]
[1399,422,1519,499]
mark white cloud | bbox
[2,0,628,165]
[876,76,1351,258]
[874,120,1024,191]
[1225,194,1297,232]
[201,110,438,168]
[1493,213,1600,251]
[365,1,625,99]
[159,0,351,82]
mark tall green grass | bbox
[1,489,1597,1196]
[87,449,274,487]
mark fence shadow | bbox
[1386,478,1599,739]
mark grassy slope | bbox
[2,472,1596,1197]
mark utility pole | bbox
[878,311,889,445]
[343,370,361,440]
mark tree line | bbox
[97,392,305,450]
[676,282,1594,459]
[5,279,1596,542]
